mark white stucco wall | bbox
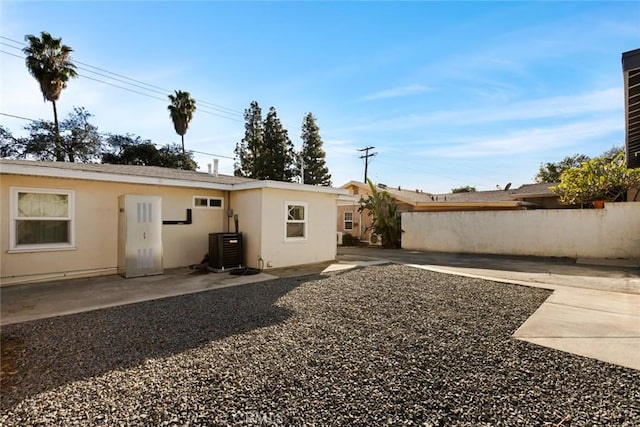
[231,187,338,269]
[257,188,338,269]
[402,203,640,260]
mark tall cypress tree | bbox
[262,107,296,181]
[300,112,331,186]
[234,101,263,177]
[234,102,296,182]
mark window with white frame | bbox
[193,196,223,209]
[344,211,353,230]
[285,202,307,240]
[10,187,75,251]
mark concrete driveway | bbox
[2,247,639,370]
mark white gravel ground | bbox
[1,264,639,426]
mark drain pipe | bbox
[225,190,232,232]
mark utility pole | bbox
[358,146,377,183]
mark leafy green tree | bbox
[102,134,197,170]
[359,179,402,248]
[20,120,57,160]
[157,144,197,170]
[167,90,196,155]
[102,134,161,165]
[552,151,640,204]
[601,145,624,161]
[451,185,476,193]
[23,31,77,161]
[536,154,590,183]
[261,106,296,181]
[22,107,102,162]
[59,107,102,162]
[0,125,24,158]
[536,147,624,183]
[299,113,331,186]
[234,101,263,177]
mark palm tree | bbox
[167,90,196,155]
[23,31,77,161]
[358,179,403,248]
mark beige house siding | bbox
[1,160,347,286]
[337,184,372,241]
[229,188,263,269]
[1,174,227,285]
[257,188,337,269]
[337,203,370,240]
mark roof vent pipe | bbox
[213,159,219,177]
[207,164,212,174]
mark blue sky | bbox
[1,1,638,192]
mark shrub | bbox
[552,151,640,204]
[341,233,361,246]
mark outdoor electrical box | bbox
[208,232,243,271]
[118,195,163,278]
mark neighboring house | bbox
[412,183,564,211]
[337,181,437,243]
[338,181,561,243]
[623,48,640,170]
[0,160,349,286]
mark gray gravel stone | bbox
[1,265,639,426]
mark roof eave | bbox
[512,192,558,199]
[0,162,236,190]
[233,180,349,195]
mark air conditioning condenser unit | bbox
[208,232,243,272]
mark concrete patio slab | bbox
[1,268,277,326]
[514,297,640,338]
[513,288,640,370]
[546,287,640,315]
[518,338,640,371]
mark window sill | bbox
[284,237,307,243]
[8,246,77,254]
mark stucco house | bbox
[0,160,349,286]
[337,180,559,244]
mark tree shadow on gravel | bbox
[0,275,314,408]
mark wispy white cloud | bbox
[360,84,430,101]
[419,117,622,158]
[345,88,622,132]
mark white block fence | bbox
[401,202,640,260]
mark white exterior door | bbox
[118,195,163,278]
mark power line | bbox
[0,36,243,116]
[190,149,234,160]
[0,111,237,160]
[75,60,243,115]
[0,49,243,122]
[0,112,34,121]
[0,49,22,60]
